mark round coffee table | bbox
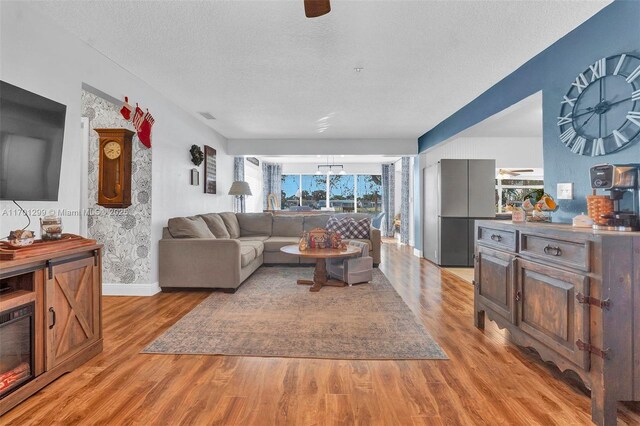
[280,245,362,292]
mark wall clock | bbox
[95,128,134,208]
[558,53,640,156]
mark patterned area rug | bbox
[143,267,447,360]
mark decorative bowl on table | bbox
[6,230,35,247]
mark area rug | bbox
[143,267,447,360]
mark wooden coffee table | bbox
[280,245,362,292]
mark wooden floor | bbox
[4,242,640,425]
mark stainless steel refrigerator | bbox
[423,159,496,266]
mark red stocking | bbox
[132,104,145,132]
[138,110,154,149]
[119,96,133,121]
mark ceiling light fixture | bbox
[354,67,364,73]
[317,156,345,175]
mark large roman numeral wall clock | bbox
[558,53,640,156]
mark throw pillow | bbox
[219,212,241,239]
[168,216,215,239]
[326,216,351,237]
[199,213,230,239]
[349,217,371,239]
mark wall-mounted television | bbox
[0,81,66,201]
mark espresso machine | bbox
[590,164,639,231]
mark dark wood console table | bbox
[473,221,640,426]
[0,240,103,415]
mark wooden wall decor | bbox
[204,145,216,194]
[94,128,134,208]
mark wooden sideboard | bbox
[0,243,103,415]
[473,220,640,426]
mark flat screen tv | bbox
[0,81,66,201]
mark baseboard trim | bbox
[413,248,422,258]
[102,282,161,296]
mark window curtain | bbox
[400,157,410,244]
[262,162,282,210]
[233,157,245,213]
[381,163,395,237]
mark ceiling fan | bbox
[498,168,535,177]
[304,0,331,18]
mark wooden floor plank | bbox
[2,241,640,425]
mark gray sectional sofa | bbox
[159,212,381,292]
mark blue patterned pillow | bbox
[326,216,351,237]
[349,217,371,239]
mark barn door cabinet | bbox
[0,244,103,416]
[474,221,640,426]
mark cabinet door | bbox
[45,254,100,370]
[516,259,590,370]
[475,245,516,323]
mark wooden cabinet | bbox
[474,245,516,325]
[474,221,640,426]
[0,244,102,416]
[516,258,590,370]
[45,253,101,370]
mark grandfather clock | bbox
[94,128,134,208]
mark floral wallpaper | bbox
[81,90,152,284]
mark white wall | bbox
[230,139,417,156]
[420,136,543,169]
[0,2,234,288]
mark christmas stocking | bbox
[132,104,145,132]
[138,110,154,149]
[119,96,133,121]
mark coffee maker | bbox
[590,164,639,231]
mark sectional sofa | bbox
[159,212,381,292]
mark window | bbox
[496,178,544,213]
[280,173,382,212]
[281,175,300,209]
[329,175,354,212]
[301,175,326,209]
[357,175,382,213]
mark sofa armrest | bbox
[159,238,242,289]
[369,227,381,265]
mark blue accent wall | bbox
[418,0,640,223]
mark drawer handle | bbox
[543,245,562,256]
[49,307,56,329]
[490,234,502,242]
[515,291,521,302]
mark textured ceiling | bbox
[32,0,610,139]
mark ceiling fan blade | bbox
[304,0,331,18]
[509,169,535,173]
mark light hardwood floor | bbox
[3,241,640,425]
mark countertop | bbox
[477,219,640,237]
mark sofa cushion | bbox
[236,213,273,237]
[199,213,231,239]
[167,216,215,239]
[240,240,264,258]
[238,236,269,242]
[219,212,241,239]
[264,236,301,252]
[303,214,330,232]
[239,244,257,267]
[272,215,304,237]
[344,238,372,250]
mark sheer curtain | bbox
[262,162,282,210]
[381,163,395,237]
[233,157,245,213]
[400,157,411,244]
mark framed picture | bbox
[204,145,216,194]
[190,168,200,186]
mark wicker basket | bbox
[586,195,614,225]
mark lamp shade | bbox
[228,181,252,196]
